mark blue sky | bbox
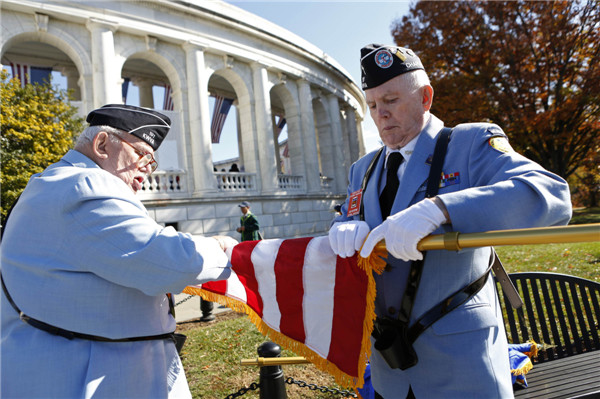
[227,0,412,155]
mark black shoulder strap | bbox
[425,127,452,198]
[358,146,385,221]
[397,127,452,325]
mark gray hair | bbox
[75,125,125,146]
[401,69,431,92]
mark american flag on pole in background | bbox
[275,114,286,137]
[282,142,289,158]
[10,63,29,87]
[163,84,174,111]
[276,115,289,157]
[9,63,52,87]
[210,95,234,143]
[122,78,131,104]
[183,236,378,389]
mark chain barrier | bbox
[285,376,358,397]
[174,294,195,307]
[223,378,357,398]
[224,382,260,398]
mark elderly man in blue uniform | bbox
[1,104,237,398]
[329,44,572,398]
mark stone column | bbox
[297,80,321,193]
[236,108,245,170]
[251,62,279,193]
[86,18,121,107]
[345,106,361,163]
[132,78,155,109]
[183,41,217,194]
[326,94,348,193]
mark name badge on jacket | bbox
[347,189,362,217]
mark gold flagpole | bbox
[373,223,600,253]
[418,223,600,251]
[240,357,311,366]
[239,225,599,370]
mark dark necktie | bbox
[379,152,403,219]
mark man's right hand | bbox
[328,221,370,258]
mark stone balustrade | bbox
[278,174,304,191]
[215,172,256,191]
[320,175,334,190]
[140,170,187,197]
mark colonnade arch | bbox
[1,0,367,238]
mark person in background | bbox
[236,201,261,241]
[329,44,571,398]
[1,104,237,399]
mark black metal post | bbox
[258,341,288,399]
[199,299,214,321]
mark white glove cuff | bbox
[420,198,448,225]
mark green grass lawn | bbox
[179,209,600,398]
[496,241,600,282]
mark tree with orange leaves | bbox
[391,0,599,181]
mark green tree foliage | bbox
[1,70,84,221]
[391,0,599,180]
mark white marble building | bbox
[1,0,367,239]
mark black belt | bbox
[407,265,491,343]
[372,263,491,343]
[1,274,177,344]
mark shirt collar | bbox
[384,134,419,167]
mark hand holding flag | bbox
[328,221,370,258]
[360,199,446,261]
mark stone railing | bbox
[140,170,187,196]
[320,175,334,190]
[215,172,256,191]
[278,174,303,191]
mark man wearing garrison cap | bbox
[1,104,237,398]
[329,44,571,398]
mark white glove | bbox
[212,235,239,258]
[329,221,370,258]
[360,199,447,261]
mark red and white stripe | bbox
[197,236,369,381]
[163,84,174,111]
[10,63,29,87]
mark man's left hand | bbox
[212,235,239,258]
[360,198,447,261]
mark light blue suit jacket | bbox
[335,115,571,398]
[1,150,231,398]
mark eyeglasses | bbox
[111,134,158,174]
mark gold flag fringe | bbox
[511,357,533,377]
[358,238,387,275]
[182,252,381,389]
[523,340,539,359]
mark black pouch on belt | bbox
[174,333,187,354]
[373,317,418,370]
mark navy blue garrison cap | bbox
[86,104,171,150]
[360,44,425,90]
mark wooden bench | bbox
[496,272,600,398]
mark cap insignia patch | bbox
[375,49,394,69]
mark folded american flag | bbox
[184,236,378,388]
